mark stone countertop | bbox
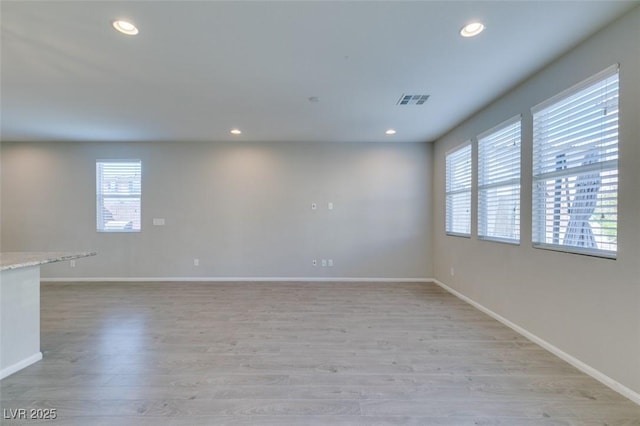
[0,252,96,272]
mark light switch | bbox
[328,202,334,210]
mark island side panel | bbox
[0,266,42,379]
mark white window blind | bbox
[478,116,521,243]
[445,143,472,236]
[532,65,618,257]
[97,160,142,232]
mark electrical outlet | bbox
[450,267,455,276]
[321,259,327,267]
[328,259,333,267]
[312,259,317,266]
[328,202,334,210]
[194,258,199,266]
[70,260,76,268]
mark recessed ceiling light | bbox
[112,20,139,36]
[230,129,242,135]
[385,129,397,135]
[460,22,484,38]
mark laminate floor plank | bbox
[1,281,639,425]
[0,415,592,426]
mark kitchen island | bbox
[0,251,95,379]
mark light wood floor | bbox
[1,281,639,425]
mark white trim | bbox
[41,277,431,283]
[430,278,640,406]
[0,352,42,380]
[444,139,472,157]
[477,235,520,246]
[477,113,522,141]
[532,242,617,260]
[445,232,471,238]
[531,63,619,114]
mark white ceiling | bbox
[1,1,637,143]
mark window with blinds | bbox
[96,160,142,232]
[478,116,521,243]
[532,65,618,257]
[445,143,472,236]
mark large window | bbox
[478,116,521,243]
[96,160,142,232]
[532,65,618,257]
[445,143,472,236]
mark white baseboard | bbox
[0,352,42,380]
[430,278,640,406]
[42,277,430,283]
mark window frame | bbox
[445,142,472,237]
[96,159,142,233]
[531,64,619,259]
[477,115,522,245]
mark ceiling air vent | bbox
[397,94,430,105]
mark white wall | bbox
[1,141,432,280]
[432,8,640,395]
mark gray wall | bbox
[2,3,638,399]
[0,141,432,280]
[432,8,640,394]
